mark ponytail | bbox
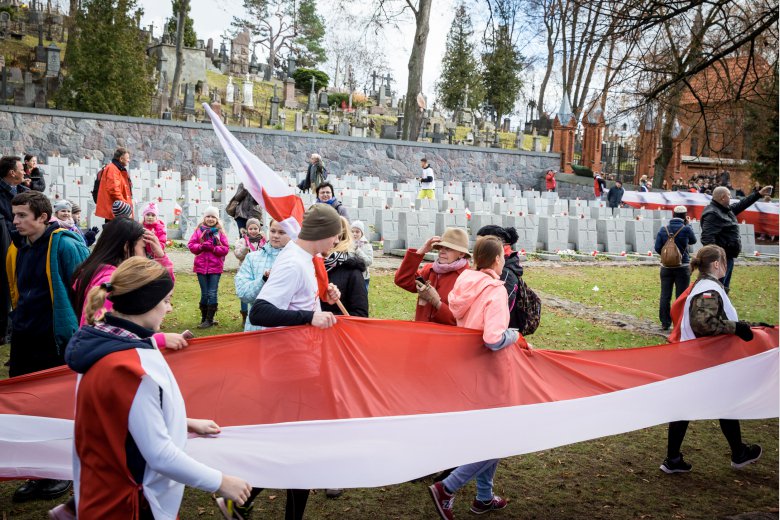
[83,285,110,325]
[691,244,726,276]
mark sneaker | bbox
[428,481,455,520]
[48,503,76,520]
[660,455,692,474]
[732,444,762,469]
[215,497,253,520]
[470,495,508,514]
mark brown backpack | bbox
[660,225,684,267]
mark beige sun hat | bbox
[432,227,471,258]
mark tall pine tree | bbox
[482,24,524,123]
[166,0,198,48]
[56,0,154,116]
[292,0,326,67]
[436,3,484,112]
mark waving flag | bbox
[203,103,305,239]
[621,191,779,236]
[0,320,776,488]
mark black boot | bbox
[209,304,219,326]
[240,310,247,328]
[198,303,207,326]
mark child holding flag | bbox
[187,206,229,329]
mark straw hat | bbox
[433,227,471,258]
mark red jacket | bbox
[96,161,133,220]
[394,249,468,325]
[545,172,556,190]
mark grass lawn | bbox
[1,266,777,519]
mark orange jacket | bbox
[96,162,133,220]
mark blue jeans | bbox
[442,459,499,502]
[720,256,735,289]
[197,273,221,305]
[659,266,691,327]
[364,278,370,293]
[241,299,249,313]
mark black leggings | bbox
[246,488,309,520]
[667,419,743,459]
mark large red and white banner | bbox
[0,320,776,488]
[203,103,305,239]
[621,191,779,237]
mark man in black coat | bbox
[606,180,625,209]
[701,185,772,289]
[0,156,29,236]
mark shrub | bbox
[292,68,329,92]
[328,92,349,107]
[572,164,593,178]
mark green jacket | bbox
[7,227,90,352]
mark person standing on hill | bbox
[607,180,625,209]
[96,148,133,221]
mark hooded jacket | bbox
[188,226,229,274]
[7,224,89,352]
[320,254,368,317]
[448,269,522,350]
[66,315,221,520]
[96,159,133,220]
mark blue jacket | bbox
[234,242,284,331]
[654,218,697,265]
[7,224,90,353]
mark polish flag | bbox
[621,191,779,236]
[203,103,305,239]
[0,321,776,488]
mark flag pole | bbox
[336,300,350,316]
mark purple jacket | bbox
[188,226,229,274]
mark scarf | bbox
[58,218,76,229]
[324,251,350,272]
[200,225,220,245]
[317,198,338,206]
[431,257,469,274]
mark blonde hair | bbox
[472,236,504,270]
[83,257,168,325]
[330,216,354,254]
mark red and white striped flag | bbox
[203,103,305,239]
[0,321,776,487]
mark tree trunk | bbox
[537,15,556,116]
[403,0,432,141]
[168,0,189,110]
[653,87,683,189]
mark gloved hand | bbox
[201,241,214,252]
[416,281,441,309]
[734,321,754,342]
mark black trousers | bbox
[667,420,743,459]
[9,328,61,378]
[246,488,310,520]
[659,266,691,328]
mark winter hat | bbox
[351,220,366,236]
[71,203,81,214]
[142,202,158,217]
[298,204,342,241]
[203,206,219,219]
[246,217,262,229]
[53,200,72,213]
[112,200,133,218]
[476,225,519,246]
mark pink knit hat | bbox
[142,202,158,217]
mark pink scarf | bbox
[431,257,469,274]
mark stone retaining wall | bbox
[0,106,559,187]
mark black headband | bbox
[107,273,174,315]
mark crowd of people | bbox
[0,148,773,520]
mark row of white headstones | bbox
[41,158,758,254]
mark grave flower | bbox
[620,251,627,256]
[754,251,760,256]
[647,251,653,256]
[591,250,598,256]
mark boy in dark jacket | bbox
[654,206,697,330]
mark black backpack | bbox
[91,166,106,203]
[515,277,542,336]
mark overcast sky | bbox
[137,0,455,100]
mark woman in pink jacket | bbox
[428,235,524,520]
[141,202,175,281]
[188,206,230,328]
